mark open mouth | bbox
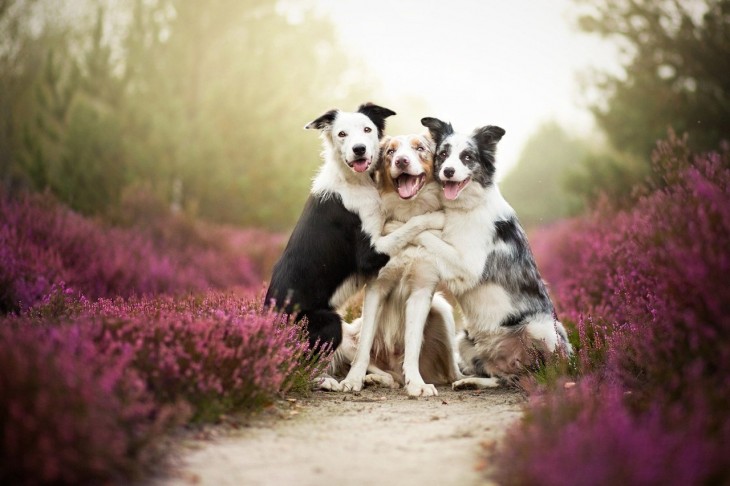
[395,173,426,199]
[348,158,371,173]
[442,177,471,200]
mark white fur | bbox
[438,134,474,183]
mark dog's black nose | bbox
[353,144,366,156]
[443,167,455,178]
[395,156,409,169]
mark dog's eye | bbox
[416,146,425,152]
[439,151,448,158]
[337,131,347,138]
[364,127,372,133]
[464,154,472,161]
[386,149,395,156]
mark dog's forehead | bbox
[333,111,375,132]
[443,133,475,154]
[391,134,426,151]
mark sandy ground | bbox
[156,386,524,486]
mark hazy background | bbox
[1,0,727,230]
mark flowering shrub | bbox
[1,291,327,484]
[0,323,174,485]
[0,194,322,484]
[495,134,730,484]
[86,293,327,421]
[0,192,284,312]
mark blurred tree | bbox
[117,0,377,228]
[572,0,730,207]
[3,0,380,229]
[499,122,589,228]
[578,0,730,156]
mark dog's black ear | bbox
[473,125,505,149]
[420,117,454,147]
[357,102,396,137]
[304,109,338,130]
[473,125,505,170]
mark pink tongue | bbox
[443,181,461,200]
[397,175,419,198]
[353,160,369,172]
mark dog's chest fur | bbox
[439,185,514,295]
[312,156,383,240]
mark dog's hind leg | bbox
[301,308,344,351]
[303,309,345,392]
[430,293,466,382]
[452,377,500,390]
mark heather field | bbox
[0,192,330,484]
[491,135,730,484]
[3,135,728,485]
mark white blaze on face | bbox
[439,134,475,200]
[385,135,430,200]
[330,112,380,173]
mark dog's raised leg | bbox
[374,211,444,255]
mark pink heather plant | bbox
[1,291,327,484]
[0,192,279,312]
[86,292,328,421]
[0,192,321,484]
[495,134,730,484]
[0,323,175,485]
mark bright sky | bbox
[311,0,622,178]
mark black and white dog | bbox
[264,104,443,389]
[413,117,572,388]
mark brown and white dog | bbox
[336,134,463,396]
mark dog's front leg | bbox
[416,231,474,281]
[374,211,444,256]
[403,287,439,397]
[339,283,383,392]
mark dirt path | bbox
[158,386,524,486]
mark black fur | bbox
[421,117,454,147]
[358,102,396,138]
[304,109,338,130]
[265,194,389,350]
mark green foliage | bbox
[564,149,648,211]
[499,122,589,226]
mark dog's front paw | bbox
[452,377,500,390]
[314,375,343,392]
[339,375,365,393]
[364,373,398,389]
[405,381,438,397]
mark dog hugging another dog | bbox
[265,102,572,397]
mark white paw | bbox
[314,375,342,392]
[339,376,364,393]
[452,377,500,390]
[363,373,397,389]
[405,381,438,397]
